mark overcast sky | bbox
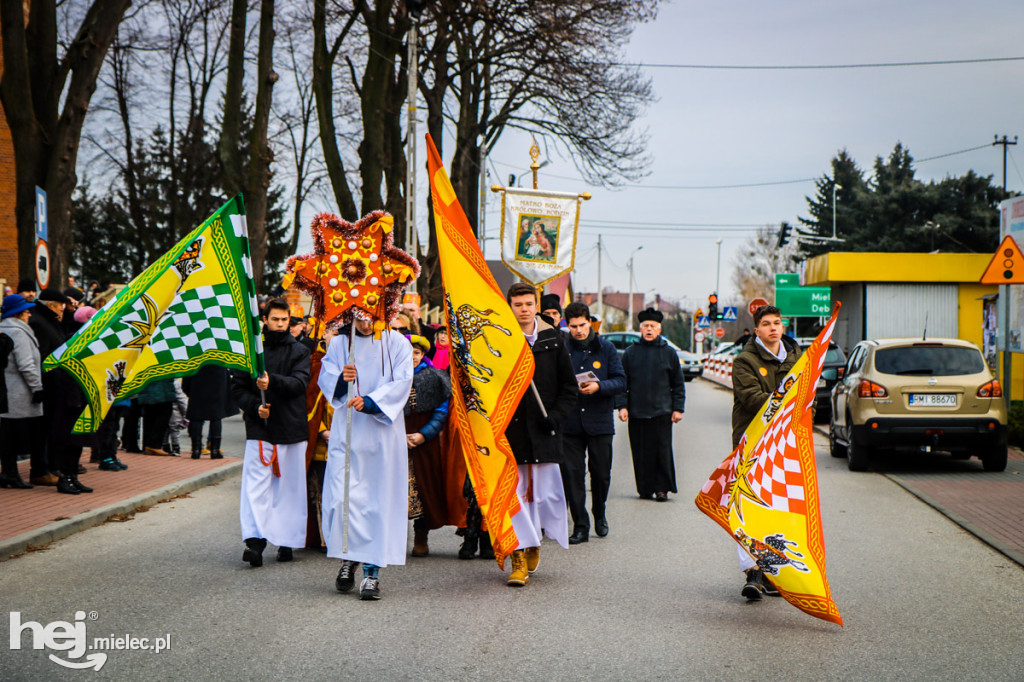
[472,0,1024,312]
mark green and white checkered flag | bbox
[45,195,264,433]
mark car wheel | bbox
[847,438,871,472]
[981,444,1008,472]
[828,420,847,459]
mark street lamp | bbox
[626,246,643,331]
[831,183,842,240]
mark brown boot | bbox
[525,546,540,574]
[412,527,429,557]
[507,550,528,586]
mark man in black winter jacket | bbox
[503,282,578,587]
[616,307,685,502]
[231,298,312,567]
[560,301,625,543]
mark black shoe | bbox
[277,547,293,562]
[742,569,764,601]
[57,475,81,495]
[243,538,266,567]
[594,518,609,537]
[99,459,122,471]
[191,452,201,460]
[336,561,358,592]
[654,492,668,502]
[77,464,87,474]
[762,576,781,597]
[210,450,224,460]
[70,477,93,493]
[0,473,33,488]
[359,576,381,600]
[458,534,478,560]
[114,458,128,470]
[568,530,589,545]
[477,533,495,560]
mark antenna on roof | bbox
[922,312,928,341]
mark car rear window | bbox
[873,346,985,376]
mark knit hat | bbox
[540,293,562,315]
[1,294,35,319]
[16,278,35,294]
[64,287,86,302]
[74,306,97,324]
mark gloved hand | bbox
[31,390,45,404]
[541,415,558,433]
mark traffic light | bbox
[708,293,718,321]
[777,221,792,248]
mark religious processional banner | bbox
[426,133,535,568]
[45,195,263,433]
[695,304,844,626]
[496,186,583,286]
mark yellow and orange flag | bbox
[696,304,844,626]
[426,133,534,568]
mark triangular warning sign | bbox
[981,235,1024,284]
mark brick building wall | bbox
[0,36,21,291]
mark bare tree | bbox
[730,224,799,303]
[0,0,132,286]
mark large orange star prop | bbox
[284,210,419,329]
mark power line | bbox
[580,223,760,233]
[608,56,1024,71]
[585,218,764,227]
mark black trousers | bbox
[121,400,142,451]
[142,403,173,450]
[0,417,47,478]
[560,433,613,533]
[627,414,677,497]
[188,418,223,448]
[97,405,126,460]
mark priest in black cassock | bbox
[615,308,685,501]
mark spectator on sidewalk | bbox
[30,288,91,494]
[95,397,130,471]
[162,379,189,456]
[137,379,178,456]
[0,295,45,489]
[16,279,36,302]
[183,365,238,459]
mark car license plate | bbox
[909,394,957,407]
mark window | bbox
[873,346,985,377]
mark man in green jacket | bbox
[730,304,802,601]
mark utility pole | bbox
[405,6,420,287]
[627,246,642,331]
[995,134,1018,406]
[597,234,604,322]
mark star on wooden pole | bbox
[283,210,420,330]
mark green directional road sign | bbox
[775,286,831,317]
[775,273,800,289]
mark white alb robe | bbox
[510,462,570,550]
[239,440,309,548]
[319,330,413,567]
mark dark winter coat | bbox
[231,329,311,445]
[506,318,578,465]
[562,330,626,436]
[28,304,84,412]
[28,304,66,372]
[731,335,802,447]
[136,379,178,406]
[183,365,239,421]
[615,335,685,419]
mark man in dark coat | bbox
[30,288,92,493]
[730,304,802,601]
[503,282,578,587]
[183,365,239,458]
[230,298,312,567]
[560,301,626,543]
[616,307,685,502]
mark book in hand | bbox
[575,371,599,385]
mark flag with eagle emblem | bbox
[44,195,263,433]
[695,304,843,626]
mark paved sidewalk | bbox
[0,416,248,562]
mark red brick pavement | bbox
[2,451,239,544]
[884,447,1024,567]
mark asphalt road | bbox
[3,380,1023,681]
